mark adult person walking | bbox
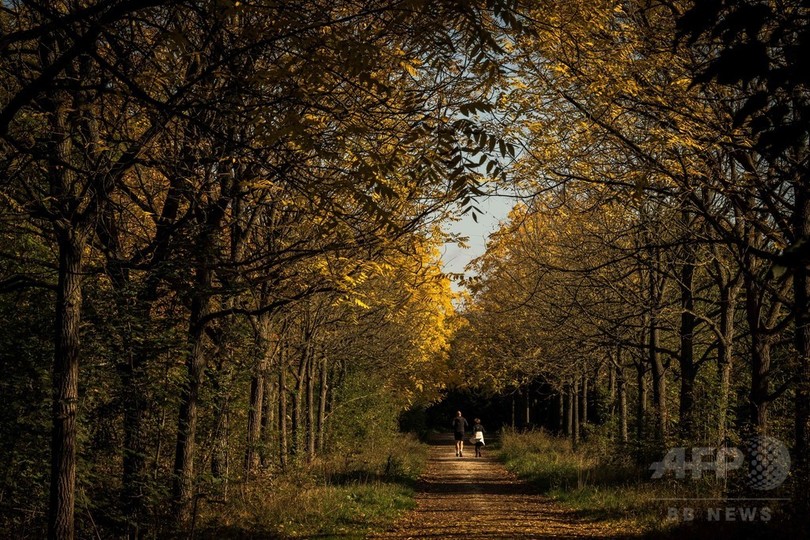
[452,411,468,457]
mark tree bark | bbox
[648,245,668,443]
[649,311,667,442]
[306,346,316,462]
[572,378,580,447]
[617,363,628,444]
[580,376,588,427]
[745,268,771,431]
[636,362,647,440]
[565,384,573,436]
[608,360,616,420]
[524,387,531,428]
[317,353,328,454]
[172,261,211,523]
[48,229,85,540]
[278,341,288,469]
[678,236,697,440]
[717,280,737,443]
[245,370,265,480]
[245,315,272,480]
[793,180,810,515]
[291,339,308,460]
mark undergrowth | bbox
[498,429,793,539]
[194,434,427,539]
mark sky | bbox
[441,194,516,288]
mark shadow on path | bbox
[370,433,640,540]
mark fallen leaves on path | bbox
[371,434,640,539]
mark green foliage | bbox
[498,429,794,536]
[196,435,427,538]
[0,244,53,535]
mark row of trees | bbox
[0,0,520,537]
[456,0,809,511]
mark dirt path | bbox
[371,434,639,539]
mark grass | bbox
[497,429,795,538]
[195,435,427,539]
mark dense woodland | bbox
[453,0,810,523]
[1,0,808,538]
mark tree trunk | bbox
[245,371,265,480]
[580,376,588,427]
[511,393,516,429]
[524,387,531,428]
[48,229,85,540]
[745,271,770,431]
[617,364,628,444]
[608,360,616,420]
[306,347,316,462]
[317,353,328,454]
[648,245,668,443]
[565,384,573,436]
[636,362,647,440]
[572,378,580,447]
[245,316,272,480]
[291,340,308,460]
[260,376,277,468]
[678,236,697,441]
[172,263,211,523]
[558,391,565,434]
[649,317,667,442]
[793,180,810,515]
[717,282,737,443]
[278,347,288,470]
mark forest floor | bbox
[370,433,641,539]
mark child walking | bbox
[472,418,485,457]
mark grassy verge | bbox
[196,435,427,539]
[497,429,792,539]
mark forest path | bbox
[370,433,639,539]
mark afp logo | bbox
[650,435,791,490]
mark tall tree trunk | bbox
[572,378,580,447]
[245,316,272,480]
[291,339,308,460]
[617,363,628,444]
[580,376,588,427]
[565,384,573,436]
[317,353,328,454]
[260,376,277,468]
[48,229,85,540]
[511,394,516,429]
[649,314,667,441]
[636,362,647,440]
[793,180,810,515]
[648,246,668,443]
[608,359,616,420]
[717,281,737,443]
[678,237,697,440]
[278,345,288,469]
[306,348,316,462]
[558,391,565,434]
[745,271,770,431]
[172,262,211,523]
[524,387,531,428]
[245,369,265,480]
